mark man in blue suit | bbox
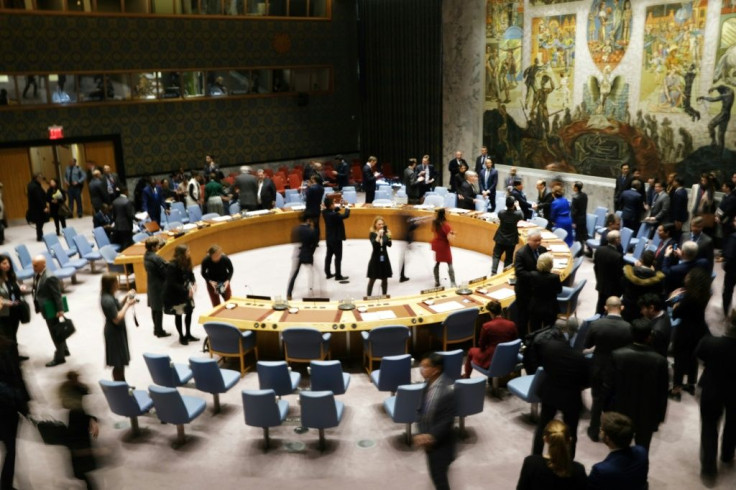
[617,180,645,232]
[588,412,649,490]
[510,179,532,220]
[478,157,498,211]
[141,177,164,225]
[662,240,710,294]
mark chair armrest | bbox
[360,331,369,340]
[322,333,332,342]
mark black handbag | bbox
[18,299,31,324]
[52,317,76,342]
[35,419,68,445]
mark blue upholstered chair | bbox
[43,233,76,258]
[228,202,241,215]
[50,243,88,271]
[72,234,103,272]
[132,232,149,243]
[62,227,79,255]
[143,353,193,388]
[553,228,568,241]
[299,391,344,451]
[7,253,33,281]
[164,220,183,231]
[342,190,357,204]
[444,192,457,209]
[423,195,445,208]
[436,349,464,382]
[562,256,583,287]
[99,380,154,436]
[361,325,410,373]
[93,226,120,252]
[428,308,479,351]
[148,385,207,446]
[556,279,587,320]
[454,377,486,436]
[99,244,131,288]
[472,338,522,397]
[168,208,188,224]
[242,389,290,450]
[309,360,351,395]
[530,216,548,228]
[569,241,581,258]
[40,251,76,284]
[571,315,599,352]
[593,206,608,234]
[369,354,412,395]
[257,361,301,398]
[620,227,634,253]
[375,189,392,201]
[624,238,647,265]
[170,202,189,223]
[187,205,203,222]
[203,321,258,376]
[585,213,598,241]
[434,186,448,196]
[282,327,331,365]
[275,192,285,208]
[383,382,425,444]
[507,367,546,420]
[14,244,33,271]
[189,357,241,413]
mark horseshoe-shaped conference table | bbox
[115,205,573,358]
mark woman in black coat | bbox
[366,216,392,296]
[163,244,198,345]
[101,273,136,381]
[492,196,523,275]
[529,252,562,333]
[46,178,67,236]
[517,420,587,490]
[0,254,24,350]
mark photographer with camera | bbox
[201,244,234,307]
[100,273,137,381]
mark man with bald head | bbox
[236,166,258,212]
[513,229,547,336]
[585,297,633,441]
[31,255,68,367]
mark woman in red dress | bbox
[463,299,518,378]
[431,208,456,287]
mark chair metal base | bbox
[174,424,188,448]
[213,393,221,414]
[263,427,271,451]
[130,416,140,436]
[458,416,468,439]
[404,423,413,446]
[318,428,326,451]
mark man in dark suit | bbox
[638,293,671,358]
[335,155,350,190]
[652,223,675,271]
[102,164,121,202]
[414,155,436,197]
[533,179,553,222]
[722,223,736,315]
[669,176,689,241]
[236,166,259,212]
[414,352,456,490]
[588,412,649,489]
[510,179,532,220]
[286,214,318,300]
[513,230,546,336]
[598,214,622,250]
[718,181,736,249]
[695,318,736,478]
[585,297,632,441]
[478,157,498,212]
[645,180,670,232]
[26,173,49,242]
[141,178,164,225]
[614,163,632,210]
[532,320,589,458]
[111,187,135,250]
[256,169,277,210]
[474,146,489,175]
[618,181,645,232]
[456,171,478,211]
[403,159,420,204]
[322,196,350,281]
[571,181,588,252]
[362,156,378,204]
[602,320,669,451]
[662,240,709,294]
[31,255,68,367]
[687,216,715,273]
[594,230,624,315]
[88,169,108,213]
[304,175,324,241]
[447,151,467,193]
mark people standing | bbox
[27,173,49,242]
[46,178,67,236]
[236,166,258,212]
[163,244,198,345]
[614,163,632,210]
[143,237,170,338]
[111,187,135,250]
[414,155,436,197]
[366,216,392,296]
[100,273,136,382]
[491,196,523,275]
[594,230,624,315]
[431,209,456,288]
[519,420,588,490]
[204,173,230,216]
[529,252,562,332]
[286,214,318,300]
[511,178,533,220]
[363,156,379,204]
[304,174,324,241]
[256,169,277,210]
[447,151,467,193]
[414,353,456,490]
[474,146,490,175]
[0,255,26,360]
[102,165,120,203]
[88,170,108,214]
[403,159,420,204]
[571,181,588,253]
[141,178,164,225]
[201,244,234,306]
[548,186,574,246]
[588,412,649,489]
[185,171,202,209]
[335,155,350,190]
[322,196,350,281]
[64,158,86,218]
[478,156,498,211]
[31,254,68,367]
[457,171,480,211]
[514,230,547,337]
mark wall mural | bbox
[483,0,736,186]
[485,1,523,108]
[530,0,580,5]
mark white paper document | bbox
[549,244,569,253]
[488,288,515,300]
[553,259,569,269]
[541,231,558,240]
[429,301,466,313]
[211,215,233,222]
[360,310,397,321]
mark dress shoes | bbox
[335,275,349,281]
[45,359,66,367]
[683,384,696,395]
[155,330,172,338]
[668,389,682,401]
[18,355,29,362]
[400,276,410,283]
[186,334,200,342]
[179,337,189,346]
[326,273,334,279]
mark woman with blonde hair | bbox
[517,420,587,489]
[528,252,562,332]
[366,216,392,296]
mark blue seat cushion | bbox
[289,371,302,390]
[221,368,241,391]
[174,363,193,384]
[133,390,154,413]
[277,399,289,421]
[383,396,396,418]
[182,395,207,420]
[507,374,535,401]
[335,400,345,423]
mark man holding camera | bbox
[322,196,350,281]
[200,244,234,307]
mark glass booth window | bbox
[159,72,182,99]
[272,69,291,93]
[181,71,205,98]
[225,0,243,15]
[180,0,199,14]
[96,0,123,13]
[251,69,272,94]
[78,74,114,102]
[50,74,76,104]
[18,75,49,105]
[132,72,159,100]
[36,0,64,10]
[151,0,176,14]
[229,70,252,95]
[0,75,18,106]
[106,73,131,100]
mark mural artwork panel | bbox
[485,1,524,109]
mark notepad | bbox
[541,231,558,239]
[245,209,270,217]
[211,215,233,222]
[488,288,515,301]
[429,301,466,313]
[549,244,569,253]
[361,310,397,321]
[553,259,569,269]
[447,208,470,214]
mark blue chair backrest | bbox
[341,186,355,192]
[133,232,149,243]
[572,314,599,351]
[564,256,583,287]
[187,205,203,222]
[285,189,299,198]
[43,233,63,256]
[454,377,486,417]
[649,232,661,251]
[282,327,325,359]
[565,279,587,308]
[202,213,220,220]
[242,389,282,427]
[630,237,646,260]
[204,322,243,355]
[99,380,146,417]
[424,195,444,208]
[443,308,479,342]
[376,354,411,392]
[50,243,72,267]
[62,227,78,253]
[437,349,463,381]
[343,191,357,204]
[531,217,548,228]
[229,202,241,215]
[7,254,29,275]
[93,227,112,248]
[310,360,347,394]
[40,251,60,272]
[171,201,186,215]
[434,186,448,196]
[169,208,185,223]
[275,192,285,208]
[15,244,32,269]
[300,391,339,429]
[391,383,425,423]
[636,222,650,239]
[569,241,581,258]
[375,189,392,201]
[594,207,607,228]
[144,353,178,387]
[189,358,225,393]
[620,227,634,251]
[99,245,119,264]
[475,195,486,212]
[257,361,293,395]
[73,235,95,256]
[586,213,597,236]
[148,385,188,424]
[526,367,546,403]
[367,325,410,358]
[486,339,522,377]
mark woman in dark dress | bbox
[517,420,587,490]
[492,196,523,275]
[431,208,456,288]
[164,244,198,345]
[0,254,24,351]
[46,178,67,236]
[101,273,136,381]
[366,216,392,296]
[670,267,712,401]
[529,252,562,332]
[452,162,468,193]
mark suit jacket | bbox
[571,191,588,227]
[236,173,258,208]
[614,174,633,208]
[513,244,547,299]
[588,446,649,490]
[695,335,736,402]
[88,177,109,211]
[685,232,714,273]
[362,163,377,192]
[141,185,164,223]
[479,167,498,195]
[511,188,532,219]
[304,183,324,219]
[539,339,589,411]
[447,158,466,187]
[144,251,167,310]
[594,244,624,296]
[529,271,562,317]
[585,315,632,386]
[335,160,350,188]
[111,195,134,232]
[649,313,672,358]
[536,188,553,220]
[413,164,436,194]
[257,177,277,210]
[403,167,419,199]
[26,179,47,223]
[33,269,63,319]
[670,187,689,223]
[648,191,670,223]
[293,223,318,264]
[456,180,476,210]
[603,344,669,432]
[322,206,350,243]
[652,237,672,271]
[662,256,709,294]
[618,189,644,223]
[103,172,121,198]
[418,374,455,465]
[475,154,490,175]
[494,208,523,247]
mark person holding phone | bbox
[366,216,392,296]
[100,274,137,381]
